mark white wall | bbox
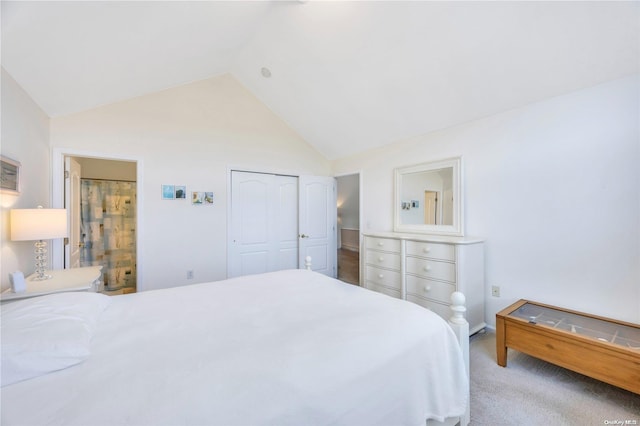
[50,74,331,290]
[0,69,51,290]
[333,74,640,326]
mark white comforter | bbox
[1,269,468,426]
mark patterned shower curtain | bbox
[80,179,137,292]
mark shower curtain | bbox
[80,179,137,292]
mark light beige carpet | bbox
[470,331,639,425]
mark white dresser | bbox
[363,232,485,334]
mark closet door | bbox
[228,171,298,278]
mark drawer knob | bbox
[423,247,431,253]
[378,274,384,279]
[378,256,384,262]
[423,265,432,272]
[424,285,431,292]
[378,242,384,246]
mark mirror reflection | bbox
[399,167,453,226]
[394,157,463,236]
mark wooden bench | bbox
[496,299,640,394]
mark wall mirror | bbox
[393,157,463,236]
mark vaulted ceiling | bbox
[2,1,638,160]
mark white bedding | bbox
[1,269,468,426]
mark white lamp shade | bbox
[10,209,68,241]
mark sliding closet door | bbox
[228,171,298,278]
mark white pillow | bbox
[1,292,111,387]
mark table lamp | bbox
[10,207,68,281]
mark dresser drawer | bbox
[365,250,401,271]
[406,295,451,321]
[406,257,456,282]
[365,237,401,253]
[365,265,401,290]
[406,241,455,261]
[366,282,401,299]
[406,275,455,304]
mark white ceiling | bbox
[2,1,639,160]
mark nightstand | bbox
[1,266,103,302]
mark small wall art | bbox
[175,186,186,199]
[162,185,188,200]
[1,155,21,194]
[162,185,175,200]
[192,191,214,205]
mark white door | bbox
[298,176,337,277]
[64,157,82,268]
[228,171,298,277]
[424,191,438,225]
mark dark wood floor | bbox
[337,248,359,285]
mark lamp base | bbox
[29,273,53,281]
[33,239,51,281]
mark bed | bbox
[1,266,469,426]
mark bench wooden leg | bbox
[496,316,507,367]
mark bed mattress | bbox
[1,269,468,426]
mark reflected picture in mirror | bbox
[394,157,463,236]
[399,167,454,226]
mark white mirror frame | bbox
[393,156,464,236]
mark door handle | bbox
[299,234,310,239]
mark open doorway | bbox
[66,156,138,295]
[336,173,360,285]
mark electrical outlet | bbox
[491,285,500,297]
[187,270,194,280]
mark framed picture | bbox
[191,191,204,205]
[175,186,186,199]
[162,184,175,200]
[0,156,21,194]
[204,192,213,204]
[192,192,214,205]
